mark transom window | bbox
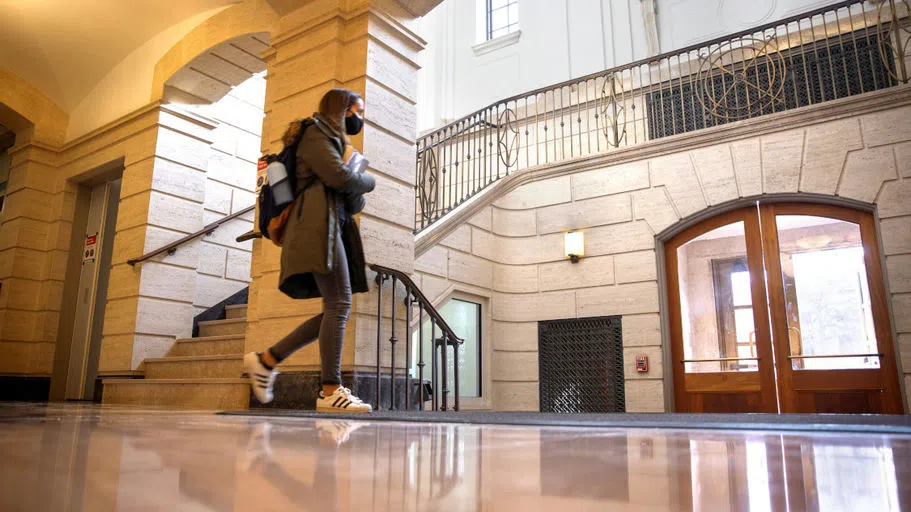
[487,0,519,40]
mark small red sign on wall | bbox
[83,233,98,263]
[636,355,649,373]
[256,156,269,192]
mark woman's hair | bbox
[281,88,362,146]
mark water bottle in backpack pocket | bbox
[266,159,294,207]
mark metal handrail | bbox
[369,263,464,412]
[681,357,760,363]
[788,353,883,359]
[423,0,864,139]
[415,0,907,232]
[128,205,255,266]
[370,264,462,346]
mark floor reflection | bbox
[0,403,909,511]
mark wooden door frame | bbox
[665,206,778,413]
[657,194,906,414]
[759,202,904,414]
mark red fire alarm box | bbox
[635,355,649,373]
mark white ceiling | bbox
[0,0,240,112]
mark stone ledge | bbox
[472,30,522,57]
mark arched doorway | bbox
[666,201,904,414]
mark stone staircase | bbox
[102,304,251,410]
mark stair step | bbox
[225,304,248,320]
[168,335,245,357]
[144,355,244,379]
[102,378,250,410]
[198,318,246,337]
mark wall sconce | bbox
[564,231,584,263]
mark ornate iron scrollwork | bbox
[416,147,438,225]
[877,0,911,84]
[599,72,628,148]
[496,107,519,168]
[695,35,788,120]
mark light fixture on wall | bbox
[564,231,584,264]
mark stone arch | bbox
[163,33,271,106]
[656,193,877,243]
[149,0,279,103]
[0,68,68,146]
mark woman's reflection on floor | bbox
[244,420,360,512]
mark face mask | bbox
[345,114,364,135]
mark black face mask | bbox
[345,114,364,135]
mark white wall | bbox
[418,0,653,131]
[656,0,832,50]
[417,0,833,132]
[182,72,266,313]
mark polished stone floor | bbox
[1,404,909,511]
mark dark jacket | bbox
[278,115,376,299]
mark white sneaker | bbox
[316,387,372,414]
[315,420,364,445]
[243,422,273,471]
[244,352,278,404]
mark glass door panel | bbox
[774,215,880,370]
[676,221,759,373]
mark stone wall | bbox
[244,0,424,378]
[415,93,911,413]
[186,73,266,314]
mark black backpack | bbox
[258,118,315,239]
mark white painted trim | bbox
[472,30,522,57]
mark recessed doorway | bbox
[666,202,903,414]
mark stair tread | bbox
[176,334,244,343]
[145,354,244,363]
[103,378,249,384]
[197,318,246,326]
[224,304,248,310]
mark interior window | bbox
[412,299,482,398]
[487,0,519,40]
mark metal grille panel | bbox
[538,316,625,413]
[646,28,895,140]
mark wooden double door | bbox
[667,203,903,414]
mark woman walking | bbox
[244,88,376,413]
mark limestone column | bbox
[0,141,69,379]
[247,0,436,406]
[97,105,215,375]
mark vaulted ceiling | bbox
[0,0,443,119]
[0,0,239,112]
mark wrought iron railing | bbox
[415,0,910,232]
[369,264,464,411]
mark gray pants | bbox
[268,231,351,385]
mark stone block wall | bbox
[0,143,73,375]
[185,73,265,314]
[245,0,424,376]
[415,98,911,413]
[99,106,216,372]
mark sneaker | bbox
[243,421,273,471]
[316,386,372,414]
[244,352,278,404]
[315,420,364,445]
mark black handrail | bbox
[421,0,864,139]
[415,0,904,232]
[370,263,464,412]
[128,205,255,266]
